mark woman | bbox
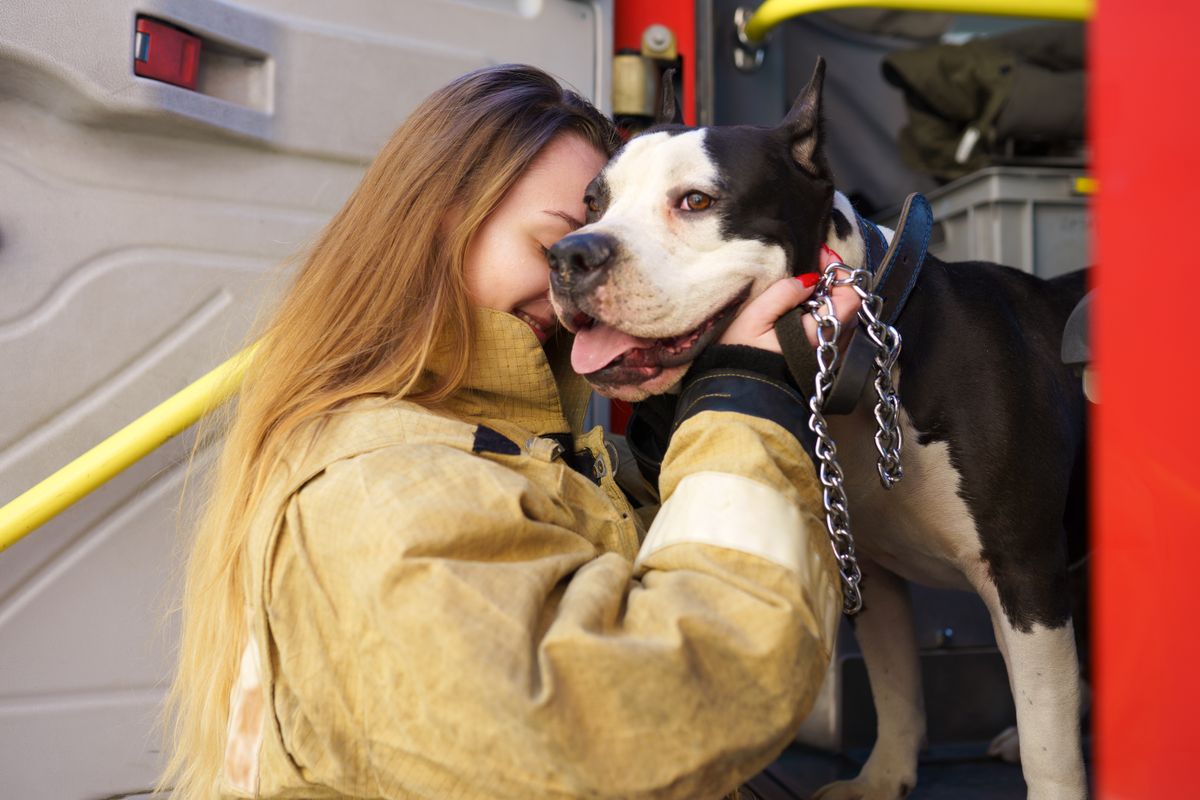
[165,64,842,800]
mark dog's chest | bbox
[826,399,986,591]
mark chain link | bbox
[851,284,905,488]
[801,262,905,615]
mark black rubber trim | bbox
[674,369,816,456]
[472,425,520,456]
[626,394,676,486]
[690,344,798,389]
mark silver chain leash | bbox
[802,261,905,614]
[852,281,905,488]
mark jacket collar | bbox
[426,307,592,438]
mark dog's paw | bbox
[809,777,913,800]
[987,725,1022,764]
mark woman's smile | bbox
[514,307,556,343]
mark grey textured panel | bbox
[0,2,609,796]
[0,0,611,160]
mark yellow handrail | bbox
[0,345,257,553]
[742,0,1094,44]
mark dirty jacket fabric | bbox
[221,308,840,800]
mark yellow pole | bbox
[742,0,1094,43]
[0,345,257,553]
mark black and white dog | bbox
[548,60,1088,800]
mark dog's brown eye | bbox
[585,196,601,215]
[682,191,714,211]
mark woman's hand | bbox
[719,272,863,354]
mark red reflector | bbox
[134,17,201,90]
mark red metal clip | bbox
[134,17,201,90]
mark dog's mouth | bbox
[568,286,750,386]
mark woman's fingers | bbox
[716,272,865,354]
[800,278,862,348]
[717,277,817,354]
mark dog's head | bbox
[548,59,836,401]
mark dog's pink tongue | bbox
[571,323,655,374]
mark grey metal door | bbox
[0,2,610,796]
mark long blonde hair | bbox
[162,64,619,799]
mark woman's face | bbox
[464,134,609,344]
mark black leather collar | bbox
[821,193,933,414]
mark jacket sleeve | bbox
[265,415,839,800]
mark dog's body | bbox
[547,62,1088,800]
[821,211,1088,800]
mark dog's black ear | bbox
[780,57,830,178]
[655,68,684,125]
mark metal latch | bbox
[134,16,201,90]
[613,24,682,136]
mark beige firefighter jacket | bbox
[221,308,840,800]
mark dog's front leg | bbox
[812,559,924,800]
[976,579,1087,800]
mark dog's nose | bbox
[547,233,617,293]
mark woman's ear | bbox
[779,57,830,179]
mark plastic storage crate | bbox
[883,166,1092,279]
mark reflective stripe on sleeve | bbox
[634,470,808,574]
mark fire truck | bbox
[0,1,1191,797]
